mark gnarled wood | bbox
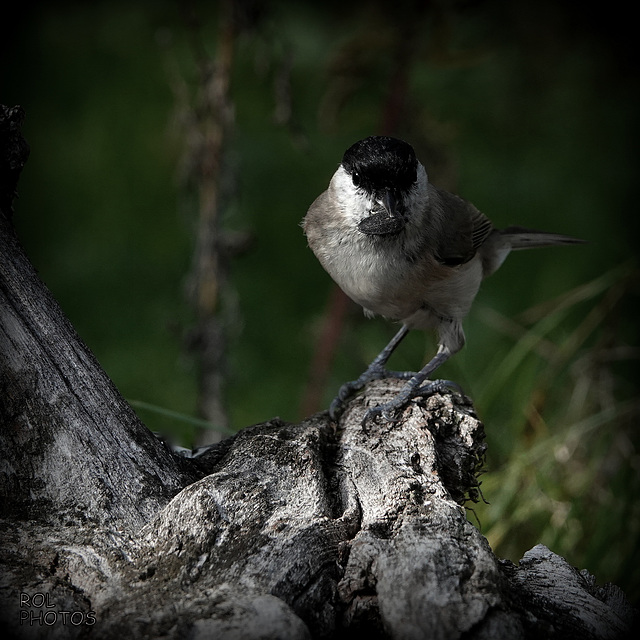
[0,104,634,639]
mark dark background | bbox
[2,0,638,602]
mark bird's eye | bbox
[352,172,361,187]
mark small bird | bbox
[303,135,584,424]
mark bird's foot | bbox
[361,379,463,427]
[329,367,416,421]
[329,382,361,421]
[414,378,464,398]
[361,403,399,426]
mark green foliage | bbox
[470,263,639,601]
[3,0,638,603]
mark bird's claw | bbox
[331,376,464,424]
[329,367,390,421]
[361,403,401,427]
[414,379,464,398]
[329,380,362,420]
[329,397,344,421]
[361,379,464,427]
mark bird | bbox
[302,135,584,425]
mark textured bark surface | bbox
[0,182,196,531]
[0,104,635,639]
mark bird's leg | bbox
[363,320,466,425]
[362,345,460,425]
[329,325,412,420]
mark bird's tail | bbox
[501,226,586,249]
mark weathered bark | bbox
[0,105,635,639]
[0,149,196,531]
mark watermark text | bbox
[19,592,96,627]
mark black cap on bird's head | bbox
[342,136,419,236]
[342,136,418,194]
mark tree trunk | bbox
[0,105,635,639]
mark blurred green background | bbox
[2,0,638,604]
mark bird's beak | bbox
[380,189,401,219]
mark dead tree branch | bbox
[0,105,634,639]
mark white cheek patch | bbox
[331,166,373,224]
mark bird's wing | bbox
[433,188,494,266]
